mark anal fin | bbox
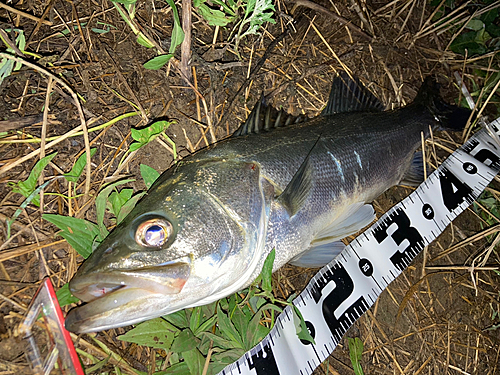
[312,203,375,247]
[290,203,375,268]
[400,151,425,187]
[290,241,345,268]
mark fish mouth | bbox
[65,259,191,333]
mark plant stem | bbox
[180,0,193,83]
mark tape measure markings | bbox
[219,121,500,375]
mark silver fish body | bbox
[65,75,470,333]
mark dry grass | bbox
[0,0,499,373]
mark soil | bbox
[0,0,499,374]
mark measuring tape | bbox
[218,119,500,375]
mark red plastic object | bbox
[19,278,84,375]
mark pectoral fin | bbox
[276,155,313,217]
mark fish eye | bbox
[135,219,173,248]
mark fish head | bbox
[65,160,273,333]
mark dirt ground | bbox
[0,0,499,374]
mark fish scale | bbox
[65,74,472,333]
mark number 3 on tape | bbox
[218,119,500,375]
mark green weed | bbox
[348,337,364,375]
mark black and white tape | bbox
[218,119,500,375]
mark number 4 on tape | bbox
[219,119,500,375]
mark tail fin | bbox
[414,76,472,131]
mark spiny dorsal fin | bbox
[233,95,307,137]
[321,72,384,116]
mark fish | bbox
[65,73,471,333]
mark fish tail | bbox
[414,76,472,131]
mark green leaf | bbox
[170,328,198,352]
[7,178,53,239]
[163,310,189,329]
[129,142,143,151]
[42,214,102,258]
[140,164,161,189]
[161,361,190,374]
[210,348,245,365]
[210,0,236,16]
[292,305,315,344]
[108,188,134,217]
[466,19,484,31]
[130,120,171,151]
[165,0,185,54]
[181,348,205,375]
[143,54,174,70]
[197,4,234,26]
[117,318,179,349]
[56,282,80,306]
[189,306,203,333]
[197,331,235,351]
[243,0,275,32]
[217,307,243,348]
[136,33,155,48]
[0,56,15,86]
[91,27,111,34]
[117,192,146,224]
[193,314,217,336]
[261,248,275,293]
[86,354,112,373]
[486,22,500,37]
[450,31,488,55]
[348,337,364,375]
[249,295,267,312]
[481,8,498,25]
[230,307,250,344]
[232,0,275,53]
[10,153,57,206]
[245,310,269,349]
[64,149,96,182]
[95,179,135,237]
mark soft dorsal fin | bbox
[321,72,384,116]
[233,96,307,137]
